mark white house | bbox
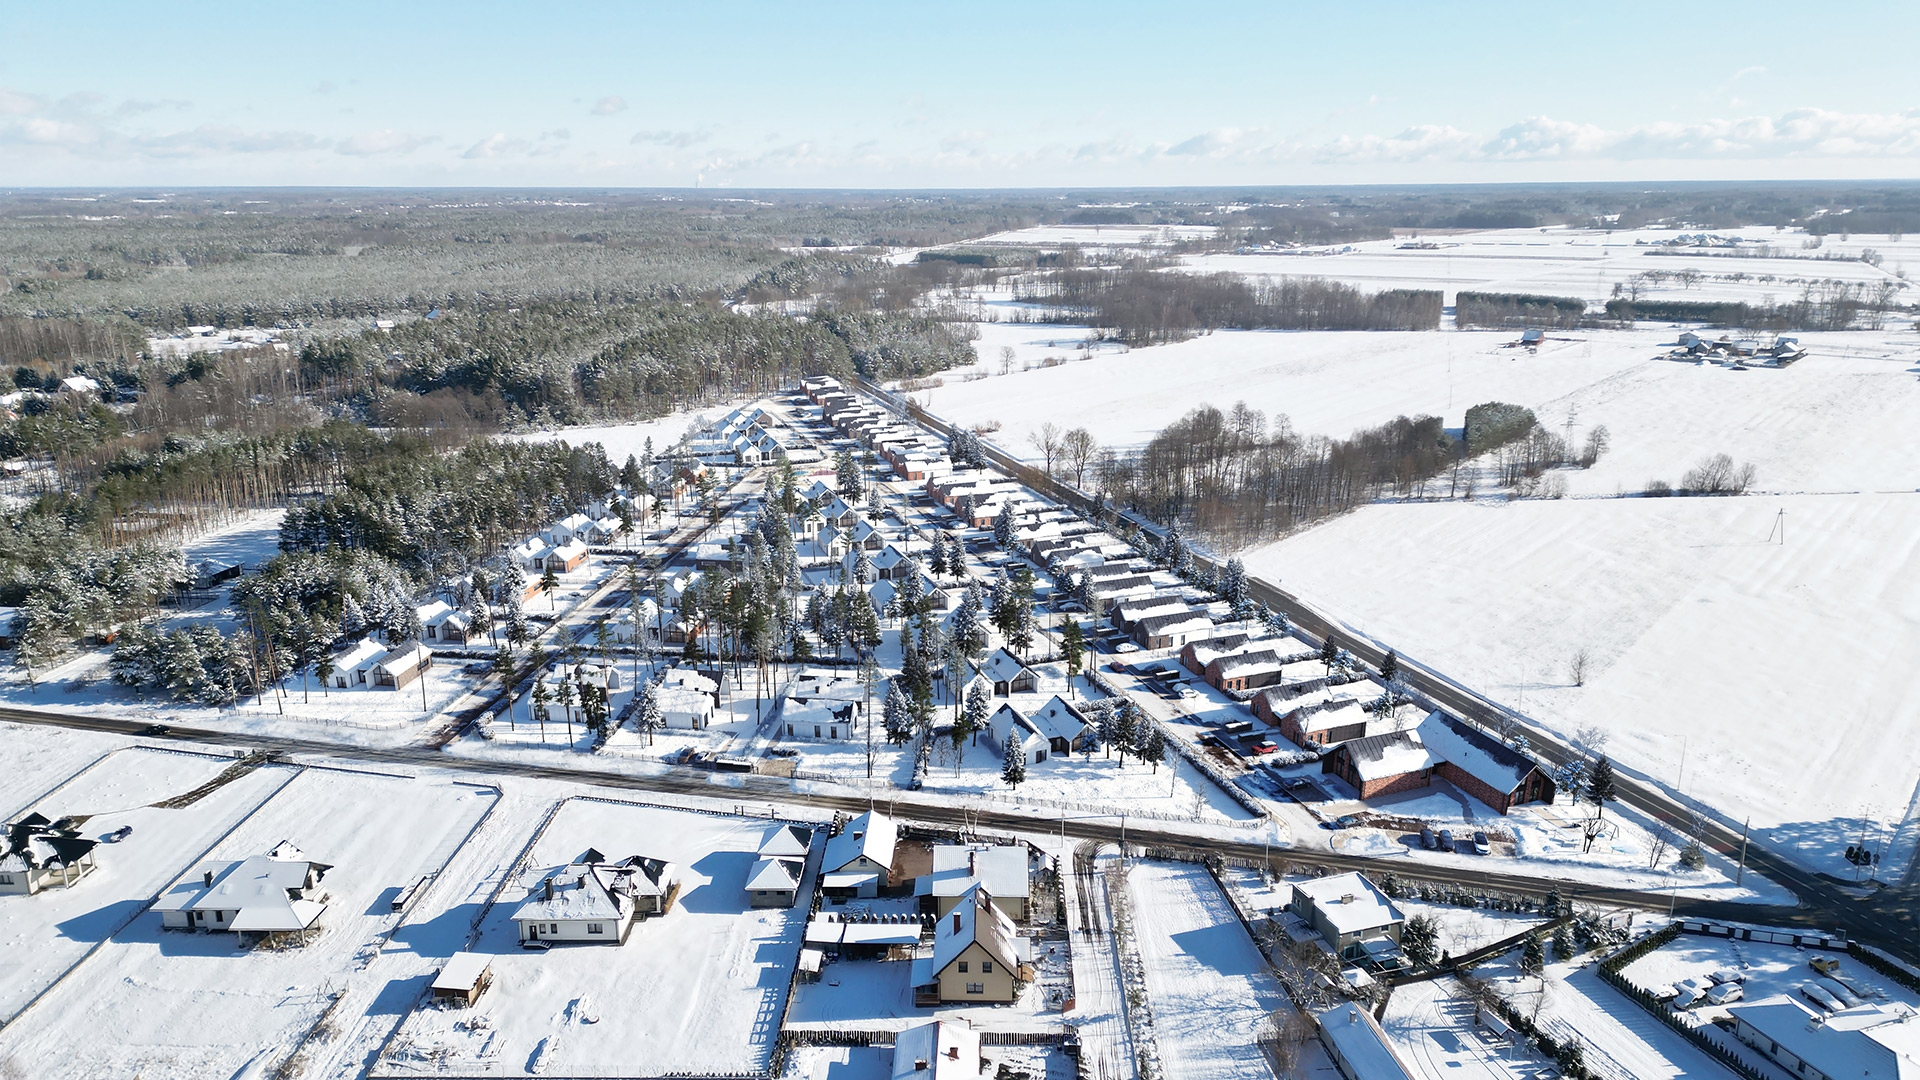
[371,641,433,691]
[417,600,472,644]
[918,844,1030,921]
[1026,695,1095,755]
[979,648,1038,696]
[331,638,388,689]
[545,513,594,546]
[155,840,332,936]
[510,536,551,573]
[658,667,718,729]
[513,849,678,945]
[610,602,663,646]
[747,830,807,909]
[1727,996,1920,1080]
[0,813,98,895]
[987,704,1051,766]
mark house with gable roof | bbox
[155,840,332,936]
[911,884,1032,1004]
[747,824,814,909]
[1415,711,1557,813]
[822,811,896,898]
[978,647,1038,697]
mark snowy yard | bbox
[1127,860,1284,1080]
[1378,976,1561,1080]
[0,749,299,1021]
[0,767,496,1078]
[380,799,810,1077]
[1,721,124,819]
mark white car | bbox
[1177,685,1201,700]
[1115,642,1141,654]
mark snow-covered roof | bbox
[337,637,387,673]
[759,824,813,859]
[892,1020,981,1080]
[514,855,676,924]
[156,840,330,932]
[746,857,802,892]
[662,667,718,694]
[548,538,589,561]
[1315,1004,1416,1080]
[1212,649,1285,679]
[1338,731,1440,782]
[1134,610,1213,636]
[920,845,1027,903]
[1415,711,1539,795]
[825,811,896,875]
[375,641,432,675]
[1028,696,1092,744]
[1729,996,1920,1080]
[931,884,1023,976]
[1292,872,1403,936]
[979,648,1034,685]
[432,952,492,993]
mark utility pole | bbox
[1736,817,1750,886]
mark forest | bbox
[1012,268,1440,343]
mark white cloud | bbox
[632,128,711,148]
[462,130,569,159]
[592,95,627,116]
[335,129,436,156]
[1313,124,1480,163]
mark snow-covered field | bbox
[0,767,495,1078]
[2,721,123,818]
[514,409,709,465]
[1127,860,1284,1080]
[1245,489,1920,879]
[0,749,299,1022]
[381,798,809,1077]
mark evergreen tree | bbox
[1402,913,1440,967]
[1061,620,1085,693]
[963,682,991,745]
[540,563,560,609]
[635,679,662,745]
[1113,701,1139,764]
[1263,606,1291,638]
[1588,756,1618,816]
[1380,649,1399,684]
[1551,922,1575,962]
[1541,888,1563,919]
[993,509,1016,551]
[1141,726,1166,773]
[1321,635,1339,675]
[883,684,914,745]
[1000,733,1027,790]
[1520,933,1545,976]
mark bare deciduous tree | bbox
[998,345,1016,375]
[1059,427,1097,490]
[1028,421,1062,477]
[1569,648,1591,687]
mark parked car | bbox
[1177,685,1201,700]
[1437,829,1455,852]
[1672,985,1707,1010]
[1705,982,1744,1006]
[1115,642,1141,654]
[1711,968,1748,985]
[463,661,491,675]
[1419,826,1436,850]
[1331,813,1363,829]
[1108,661,1128,674]
[1250,740,1279,755]
[103,825,134,843]
[1474,830,1489,849]
[1801,984,1846,1012]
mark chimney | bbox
[203,870,214,887]
[544,877,555,901]
[951,912,962,935]
[947,1047,960,1060]
[913,1061,928,1072]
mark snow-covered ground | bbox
[2,720,124,818]
[513,409,709,465]
[1244,489,1920,880]
[1379,976,1561,1080]
[0,749,300,1022]
[1617,930,1920,1027]
[1127,860,1284,1080]
[0,767,496,1078]
[381,798,809,1077]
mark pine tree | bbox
[1264,606,1291,638]
[993,509,1016,551]
[1113,702,1139,765]
[1000,733,1027,790]
[1061,620,1085,693]
[963,682,991,745]
[1321,635,1338,675]
[1588,756,1617,815]
[1402,913,1440,967]
[1380,650,1399,684]
[883,684,914,745]
[1142,726,1166,773]
[635,679,662,745]
[1520,933,1545,976]
[1551,922,1575,961]
[1541,888,1563,919]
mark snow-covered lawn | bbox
[513,409,709,465]
[1,721,123,819]
[0,767,495,1078]
[0,749,299,1021]
[1127,860,1284,1080]
[381,799,809,1077]
[1378,976,1560,1080]
[1244,490,1920,880]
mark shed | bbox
[431,952,494,1006]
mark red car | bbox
[1250,741,1279,755]
[1108,661,1127,674]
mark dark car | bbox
[1419,826,1436,850]
[1437,829,1456,852]
[104,825,134,843]
[137,724,171,738]
[1108,661,1127,674]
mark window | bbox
[957,961,968,973]
[830,727,839,738]
[215,911,225,922]
[550,924,558,934]
[0,874,11,884]
[966,983,984,995]
[981,961,993,974]
[589,923,605,935]
[814,725,822,737]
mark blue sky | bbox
[4,1,1918,187]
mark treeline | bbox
[1455,292,1588,330]
[1102,402,1454,544]
[278,438,619,579]
[1014,270,1440,344]
[1605,279,1900,331]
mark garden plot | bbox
[379,799,809,1077]
[1127,860,1285,1080]
[0,767,495,1079]
[1244,490,1920,879]
[0,749,298,1022]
